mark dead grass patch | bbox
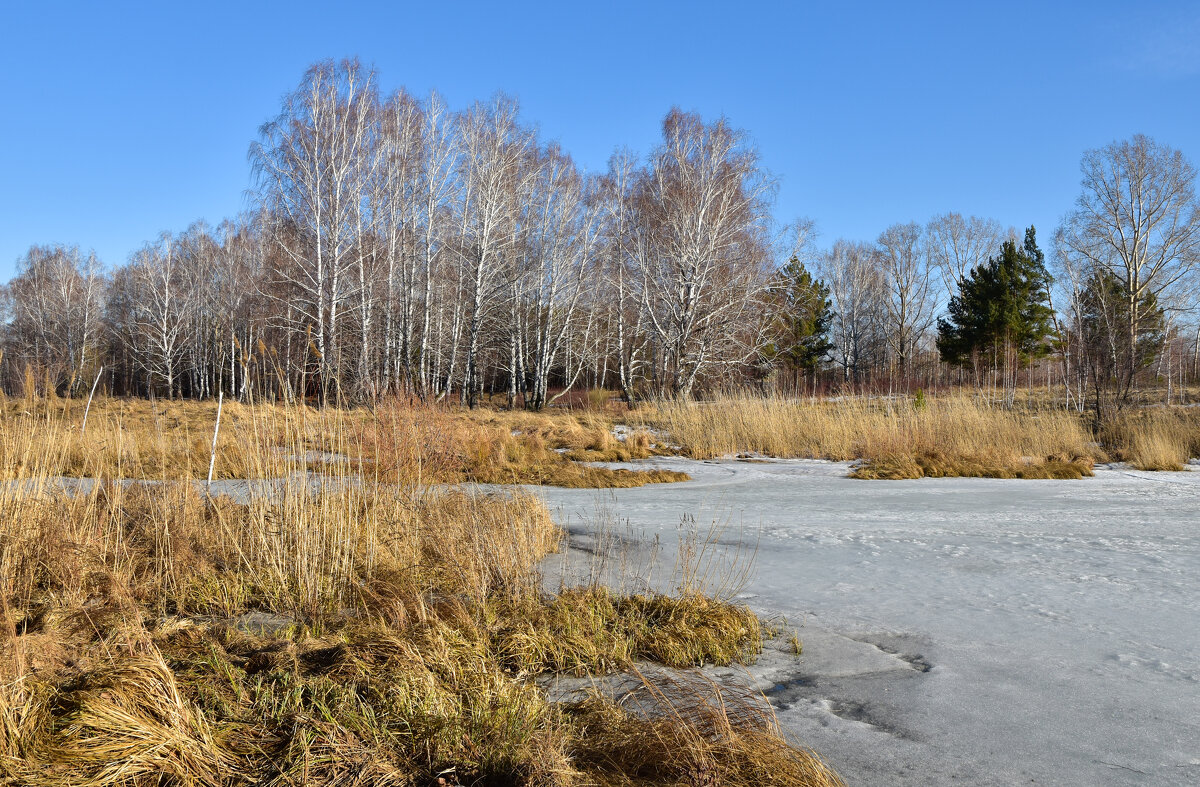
[568,676,844,787]
[0,395,686,489]
[1101,409,1200,471]
[0,403,830,786]
[637,394,1098,480]
[493,588,763,677]
[360,401,684,488]
[850,452,1094,480]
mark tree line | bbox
[3,60,1199,411]
[755,136,1200,412]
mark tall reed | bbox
[637,393,1097,478]
[1101,408,1200,471]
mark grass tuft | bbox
[566,669,845,787]
[493,588,763,677]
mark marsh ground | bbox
[5,393,1198,785]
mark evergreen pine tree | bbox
[937,226,1056,370]
[764,255,835,390]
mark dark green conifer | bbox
[937,227,1056,367]
[764,255,835,387]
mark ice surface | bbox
[529,459,1200,786]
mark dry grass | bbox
[0,395,834,787]
[568,670,843,787]
[493,588,763,677]
[358,402,685,488]
[636,394,1097,480]
[1100,409,1200,471]
[0,395,686,489]
[0,395,322,481]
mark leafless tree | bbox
[511,144,601,408]
[412,91,459,397]
[925,212,1003,295]
[452,94,534,407]
[597,150,649,403]
[251,58,379,401]
[820,240,884,383]
[876,222,935,380]
[126,233,193,396]
[635,108,775,398]
[18,60,1126,402]
[1057,134,1200,401]
[4,244,105,395]
[372,89,460,396]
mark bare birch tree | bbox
[820,240,884,382]
[4,244,105,394]
[876,222,935,380]
[127,233,193,397]
[517,144,601,409]
[598,150,649,403]
[1057,134,1200,401]
[409,91,459,396]
[15,60,1113,400]
[636,109,775,397]
[453,94,533,407]
[925,213,1002,294]
[251,58,378,401]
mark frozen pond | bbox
[531,459,1200,786]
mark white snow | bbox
[530,458,1200,786]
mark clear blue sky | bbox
[3,1,1200,278]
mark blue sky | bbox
[3,1,1200,278]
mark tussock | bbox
[493,588,763,676]
[567,667,845,787]
[40,651,233,787]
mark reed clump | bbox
[1100,408,1200,471]
[637,393,1097,479]
[0,398,832,787]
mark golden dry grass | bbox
[0,396,835,787]
[0,395,325,481]
[568,677,844,787]
[0,395,686,488]
[635,394,1098,479]
[1100,408,1200,471]
[493,588,764,677]
[356,402,684,488]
